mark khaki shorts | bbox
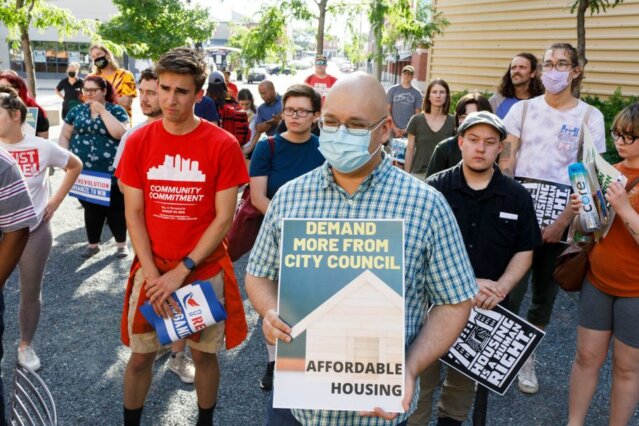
[126,269,226,354]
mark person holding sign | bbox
[58,75,129,258]
[0,86,82,371]
[0,71,49,139]
[246,72,478,425]
[116,47,248,426]
[567,103,639,426]
[420,111,541,426]
[499,43,605,394]
[248,83,325,391]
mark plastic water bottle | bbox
[568,162,601,232]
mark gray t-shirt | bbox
[387,84,423,130]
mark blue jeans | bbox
[265,393,407,426]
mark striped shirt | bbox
[0,148,37,233]
[247,155,478,426]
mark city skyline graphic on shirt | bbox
[147,155,206,182]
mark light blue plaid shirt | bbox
[247,155,478,426]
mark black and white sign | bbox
[516,177,571,229]
[440,305,545,395]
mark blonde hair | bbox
[89,44,119,73]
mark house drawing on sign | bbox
[288,270,404,382]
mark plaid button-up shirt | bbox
[247,155,478,426]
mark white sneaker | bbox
[168,352,195,384]
[18,345,41,371]
[518,353,539,394]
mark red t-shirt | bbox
[116,119,248,260]
[304,74,337,101]
[227,81,239,100]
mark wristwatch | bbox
[182,256,196,271]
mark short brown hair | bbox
[612,102,639,137]
[422,78,451,114]
[283,84,322,113]
[454,92,492,127]
[138,68,158,84]
[155,47,208,92]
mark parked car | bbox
[247,67,268,84]
[269,65,294,75]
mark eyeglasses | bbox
[315,61,327,66]
[319,116,387,136]
[610,129,639,145]
[283,107,314,118]
[541,61,573,72]
[82,87,102,95]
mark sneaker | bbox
[154,345,171,361]
[260,361,275,391]
[115,246,129,258]
[18,346,41,371]
[518,353,539,394]
[168,352,195,384]
[81,245,100,258]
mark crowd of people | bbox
[0,41,637,426]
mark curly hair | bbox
[0,85,27,124]
[497,53,544,98]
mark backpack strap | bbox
[267,136,276,158]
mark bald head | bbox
[258,80,276,103]
[321,72,391,159]
[326,72,387,118]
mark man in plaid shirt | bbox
[246,73,478,426]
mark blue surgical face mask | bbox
[318,126,381,173]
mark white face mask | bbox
[542,69,571,94]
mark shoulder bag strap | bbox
[577,105,594,161]
[626,176,639,192]
[515,99,529,159]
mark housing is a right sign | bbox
[440,305,545,395]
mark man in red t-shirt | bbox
[303,54,337,104]
[116,47,249,426]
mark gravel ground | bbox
[2,171,637,425]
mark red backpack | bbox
[220,101,250,145]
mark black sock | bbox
[196,404,216,426]
[123,406,143,426]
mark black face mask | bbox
[94,57,109,69]
[68,71,76,78]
